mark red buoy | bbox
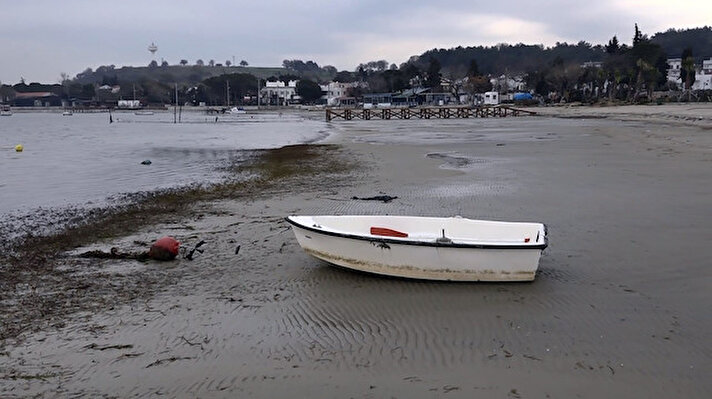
[148,236,180,260]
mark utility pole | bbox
[257,78,260,109]
[226,80,230,107]
[174,83,178,123]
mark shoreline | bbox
[1,113,710,397]
[0,144,359,343]
[527,102,712,129]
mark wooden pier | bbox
[325,106,536,121]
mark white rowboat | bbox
[286,215,547,282]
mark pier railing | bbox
[325,106,536,121]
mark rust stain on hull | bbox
[303,248,536,282]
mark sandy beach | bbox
[1,106,711,398]
[531,102,712,129]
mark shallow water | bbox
[0,111,328,215]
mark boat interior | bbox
[290,215,546,245]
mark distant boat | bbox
[134,111,155,115]
[228,107,246,114]
[286,215,548,282]
[62,110,73,116]
[0,105,11,116]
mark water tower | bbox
[148,42,158,58]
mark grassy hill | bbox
[75,65,290,86]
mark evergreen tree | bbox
[467,59,480,76]
[296,79,323,104]
[426,57,441,90]
[633,23,648,47]
[681,47,696,90]
[606,36,620,54]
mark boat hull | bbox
[287,216,545,282]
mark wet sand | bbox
[1,112,711,397]
[531,103,712,129]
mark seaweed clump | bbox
[0,144,358,345]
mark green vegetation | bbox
[196,73,262,106]
[296,79,323,103]
[650,26,712,63]
[518,26,670,103]
[74,64,287,86]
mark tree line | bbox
[3,26,710,105]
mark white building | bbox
[581,61,603,69]
[483,91,499,105]
[667,58,682,85]
[260,80,298,105]
[691,58,712,91]
[490,74,526,92]
[321,81,360,106]
[98,84,121,94]
[117,100,140,109]
[703,58,712,72]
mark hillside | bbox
[74,65,289,86]
[650,26,712,60]
[69,27,712,88]
[411,27,712,77]
[416,42,605,76]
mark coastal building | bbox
[361,89,459,108]
[12,92,61,107]
[667,58,682,85]
[330,97,357,107]
[581,61,603,69]
[117,100,141,109]
[420,92,455,106]
[391,87,429,107]
[703,57,712,73]
[483,91,500,105]
[691,57,712,91]
[362,93,392,108]
[322,81,359,106]
[98,85,121,94]
[260,80,298,106]
[96,85,122,105]
[490,74,526,93]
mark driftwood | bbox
[351,195,398,203]
[78,247,149,261]
[84,343,134,351]
[80,240,207,262]
[182,240,206,260]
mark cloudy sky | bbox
[1,0,710,84]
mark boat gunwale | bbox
[285,216,548,250]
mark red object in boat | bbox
[149,236,180,260]
[370,227,408,238]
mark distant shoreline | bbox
[526,103,712,128]
[6,102,712,127]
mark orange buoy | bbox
[148,236,180,260]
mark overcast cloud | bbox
[1,0,710,83]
